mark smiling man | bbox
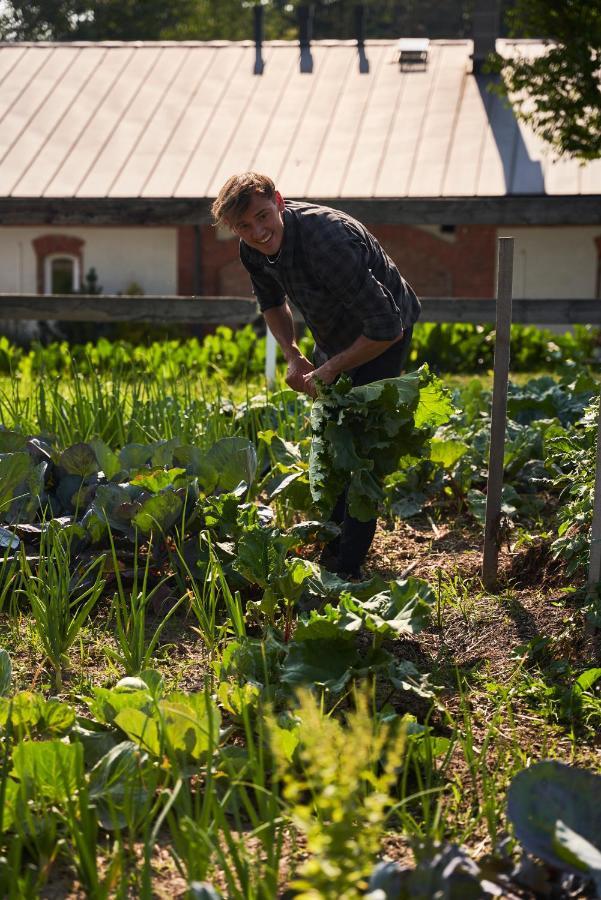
[211,171,421,578]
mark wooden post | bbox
[588,389,601,589]
[482,237,514,590]
[265,328,277,388]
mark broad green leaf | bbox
[0,453,32,512]
[429,438,469,468]
[0,431,28,453]
[12,740,84,803]
[507,760,601,884]
[347,468,384,521]
[60,443,99,477]
[119,443,153,470]
[281,639,361,692]
[131,468,187,493]
[87,685,153,726]
[89,740,157,830]
[415,378,454,428]
[203,437,257,492]
[91,438,122,480]
[341,577,434,638]
[132,489,183,534]
[114,709,160,755]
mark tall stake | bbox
[482,237,514,589]
[265,328,277,388]
[588,389,601,589]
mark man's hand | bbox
[285,354,315,393]
[303,361,337,398]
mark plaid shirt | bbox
[239,201,421,359]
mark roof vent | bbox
[298,4,314,74]
[396,37,429,71]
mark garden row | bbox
[0,330,599,896]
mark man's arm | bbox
[263,304,315,393]
[303,332,403,397]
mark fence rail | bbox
[0,294,600,325]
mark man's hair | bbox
[211,172,276,226]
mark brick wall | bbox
[178,222,497,300]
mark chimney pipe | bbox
[471,0,501,74]
[298,4,314,73]
[354,4,365,48]
[253,4,264,75]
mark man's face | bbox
[228,191,285,255]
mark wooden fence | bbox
[0,294,600,325]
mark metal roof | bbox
[0,38,598,201]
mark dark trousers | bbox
[327,329,413,574]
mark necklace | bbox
[266,247,282,265]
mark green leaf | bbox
[12,740,84,803]
[132,489,183,534]
[119,443,153,470]
[429,438,469,468]
[0,431,28,453]
[60,443,99,477]
[91,438,122,480]
[415,377,455,428]
[341,578,434,638]
[203,437,257,492]
[507,760,601,883]
[87,685,153,726]
[131,468,187,493]
[347,468,384,521]
[0,452,32,513]
[0,650,11,697]
[89,740,157,830]
[281,639,361,692]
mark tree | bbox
[489,0,601,161]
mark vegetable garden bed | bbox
[0,328,599,899]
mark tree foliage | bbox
[490,0,601,161]
[0,0,475,42]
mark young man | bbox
[212,172,421,578]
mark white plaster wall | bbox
[500,226,600,298]
[0,227,177,294]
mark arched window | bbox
[44,254,81,295]
[32,235,85,294]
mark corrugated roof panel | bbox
[0,40,598,201]
[207,46,297,195]
[0,47,76,165]
[75,47,164,197]
[281,46,355,197]
[0,46,49,122]
[476,88,518,195]
[341,45,405,197]
[249,47,323,188]
[442,71,490,196]
[0,44,27,87]
[2,48,104,196]
[15,47,125,196]
[175,45,264,196]
[409,43,467,197]
[79,47,185,197]
[144,45,239,196]
[375,46,439,197]
[307,44,387,198]
[42,47,137,196]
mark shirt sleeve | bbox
[308,234,404,340]
[239,242,286,312]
